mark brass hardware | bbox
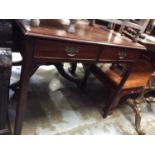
[118,51,127,60]
[65,46,79,57]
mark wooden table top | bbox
[138,34,155,51]
[17,19,146,50]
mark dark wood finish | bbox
[100,47,141,62]
[95,56,154,90]
[91,55,154,134]
[34,39,100,61]
[0,20,13,48]
[103,63,133,116]
[13,19,146,134]
[14,38,35,134]
[0,48,12,134]
[91,55,154,115]
[17,19,145,50]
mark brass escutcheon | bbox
[118,51,127,60]
[65,46,79,57]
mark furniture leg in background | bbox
[127,72,155,134]
[0,48,12,134]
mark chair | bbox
[91,55,154,134]
[98,19,151,42]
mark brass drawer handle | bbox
[118,51,127,60]
[65,46,79,57]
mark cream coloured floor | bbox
[9,64,155,135]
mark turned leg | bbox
[127,99,145,135]
[134,104,144,135]
[126,73,155,135]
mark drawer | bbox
[34,39,100,61]
[99,46,141,62]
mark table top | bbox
[16,19,146,50]
[138,34,155,51]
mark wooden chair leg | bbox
[125,73,155,135]
[127,99,145,135]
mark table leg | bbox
[14,65,32,134]
[14,39,34,135]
